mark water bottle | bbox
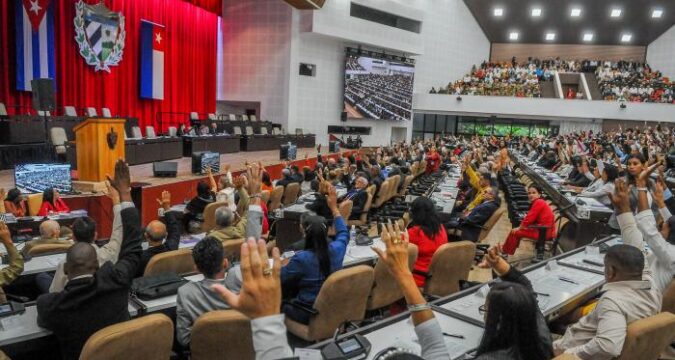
[349,225,357,247]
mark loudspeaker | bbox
[340,111,347,122]
[329,141,339,153]
[152,162,178,177]
[31,78,55,113]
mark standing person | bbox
[501,185,555,255]
[425,146,441,174]
[38,187,70,216]
[36,160,143,360]
[407,197,448,287]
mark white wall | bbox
[218,1,293,127]
[647,25,675,78]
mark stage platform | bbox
[0,148,354,238]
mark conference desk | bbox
[181,134,240,156]
[0,306,51,347]
[512,154,614,251]
[311,235,621,358]
[240,134,316,151]
[3,210,89,238]
[124,137,183,165]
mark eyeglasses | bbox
[478,304,487,314]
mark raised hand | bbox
[106,159,131,201]
[0,222,12,245]
[372,221,410,280]
[233,175,247,189]
[247,163,262,195]
[637,162,659,187]
[477,245,510,276]
[326,185,339,214]
[0,188,5,201]
[608,178,631,214]
[212,238,281,319]
[156,190,171,210]
[105,180,120,205]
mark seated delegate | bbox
[38,187,71,216]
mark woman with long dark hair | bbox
[281,185,347,324]
[37,187,70,216]
[4,188,28,217]
[261,171,274,192]
[501,184,555,255]
[408,197,447,287]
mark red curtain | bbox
[0,0,217,132]
[182,0,222,15]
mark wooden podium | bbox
[73,119,126,183]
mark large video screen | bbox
[14,164,72,194]
[343,52,414,121]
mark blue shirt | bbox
[281,216,349,305]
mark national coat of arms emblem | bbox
[73,1,126,72]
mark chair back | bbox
[250,115,257,121]
[552,355,582,360]
[80,314,173,360]
[662,280,675,313]
[208,113,216,120]
[616,312,675,360]
[398,175,414,197]
[304,266,374,341]
[349,193,373,227]
[201,201,228,233]
[245,126,254,135]
[339,200,353,219]
[371,181,391,209]
[260,190,271,205]
[418,161,427,176]
[477,207,505,242]
[168,127,177,137]
[86,107,97,117]
[101,108,112,118]
[146,126,157,138]
[282,183,301,206]
[50,127,68,146]
[37,110,51,116]
[143,249,196,277]
[424,241,476,297]
[190,112,198,120]
[295,128,303,135]
[242,115,249,121]
[191,310,254,360]
[132,126,143,139]
[233,126,242,135]
[0,102,7,116]
[64,106,77,117]
[272,128,281,135]
[222,238,245,262]
[27,243,72,256]
[367,244,418,310]
[268,186,284,211]
[387,175,401,201]
[27,193,43,216]
[228,114,236,121]
[259,127,268,135]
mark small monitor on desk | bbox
[191,152,220,174]
[14,163,72,194]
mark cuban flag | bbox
[140,20,165,100]
[15,0,56,91]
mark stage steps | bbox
[583,73,603,101]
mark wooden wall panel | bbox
[490,43,647,63]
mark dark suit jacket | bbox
[137,210,181,277]
[305,193,333,221]
[37,206,142,360]
[276,176,294,188]
[341,190,367,220]
[459,200,499,242]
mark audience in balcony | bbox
[596,61,674,104]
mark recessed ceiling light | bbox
[611,9,622,17]
[509,32,519,40]
[571,8,581,17]
[494,8,504,17]
[531,8,542,17]
[652,9,663,18]
[621,34,632,42]
[583,33,594,41]
[545,32,556,41]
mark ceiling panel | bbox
[464,0,675,46]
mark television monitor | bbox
[343,51,415,121]
[191,152,220,174]
[14,163,72,194]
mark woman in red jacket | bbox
[37,187,70,216]
[425,146,441,174]
[502,184,555,255]
[407,197,447,287]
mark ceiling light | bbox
[652,9,663,18]
[621,34,632,42]
[610,9,622,17]
[531,8,542,17]
[545,32,556,41]
[509,32,519,40]
[494,8,503,17]
[583,33,594,41]
[571,8,581,17]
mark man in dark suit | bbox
[446,187,500,242]
[36,160,142,360]
[339,176,369,220]
[136,190,182,277]
[275,168,294,188]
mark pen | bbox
[582,259,604,267]
[535,292,550,297]
[558,276,579,285]
[443,332,465,339]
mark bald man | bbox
[22,220,72,256]
[36,159,142,360]
[136,190,181,277]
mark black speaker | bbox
[329,141,339,153]
[152,161,178,177]
[340,111,347,122]
[31,78,56,113]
